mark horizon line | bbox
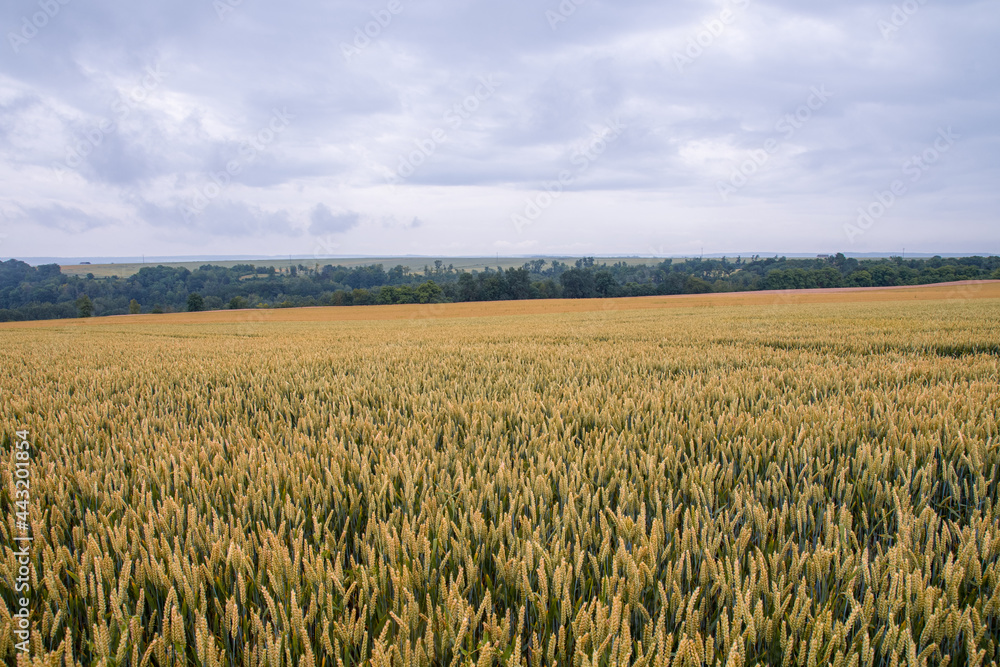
[5,251,997,266]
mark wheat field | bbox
[2,288,999,666]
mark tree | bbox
[416,280,444,303]
[560,268,596,298]
[848,270,873,287]
[228,296,248,310]
[533,278,560,299]
[187,292,205,312]
[75,294,93,318]
[344,265,388,289]
[352,288,373,306]
[505,268,532,300]
[457,273,479,302]
[683,276,713,294]
[129,299,141,314]
[388,265,409,284]
[528,259,546,274]
[594,270,618,298]
[869,264,899,287]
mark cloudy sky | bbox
[0,0,996,259]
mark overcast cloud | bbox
[0,0,996,259]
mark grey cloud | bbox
[19,204,109,232]
[309,205,360,235]
[0,0,996,255]
[137,198,300,237]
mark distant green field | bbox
[59,256,678,278]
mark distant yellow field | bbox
[3,280,997,329]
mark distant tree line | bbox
[1,254,998,321]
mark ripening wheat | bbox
[1,295,998,666]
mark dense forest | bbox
[1,254,998,321]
